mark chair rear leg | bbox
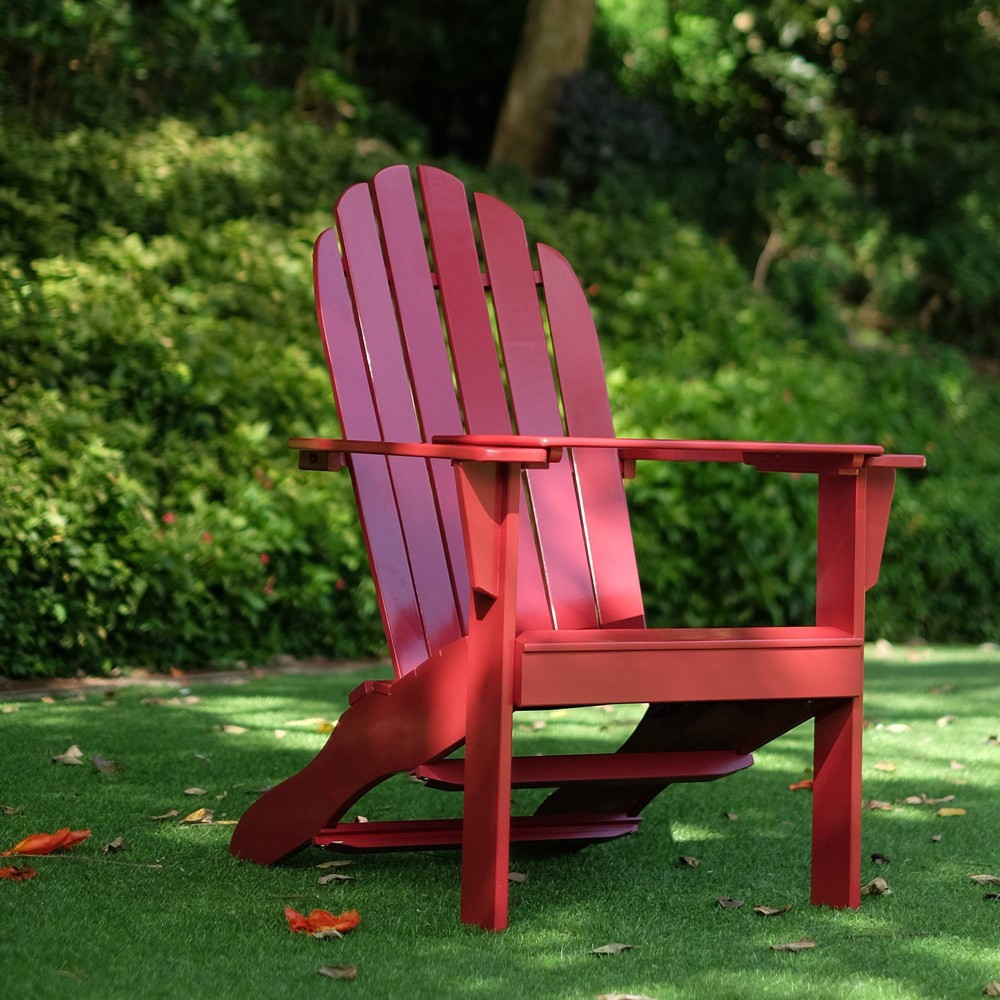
[810,697,862,908]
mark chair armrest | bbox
[289,436,559,471]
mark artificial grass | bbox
[1,646,998,1000]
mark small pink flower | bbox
[259,552,270,565]
[201,532,214,544]
[334,578,347,591]
[161,512,175,525]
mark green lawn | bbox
[1,646,998,1000]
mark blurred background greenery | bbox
[2,0,998,677]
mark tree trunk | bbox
[489,0,595,175]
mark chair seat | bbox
[515,626,863,707]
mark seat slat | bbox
[372,165,471,630]
[539,244,644,628]
[476,194,598,630]
[418,165,551,630]
[313,225,429,673]
[336,184,464,658]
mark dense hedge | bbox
[2,110,998,676]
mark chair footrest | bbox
[414,749,753,791]
[313,813,640,852]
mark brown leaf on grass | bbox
[314,721,336,734]
[318,872,356,885]
[149,809,179,821]
[884,723,911,733]
[922,795,956,805]
[716,897,744,909]
[754,904,792,916]
[0,865,38,881]
[788,780,814,791]
[221,724,248,735]
[678,856,700,869]
[970,875,1000,886]
[213,819,238,826]
[861,877,891,896]
[937,807,967,817]
[180,808,214,824]
[184,788,208,796]
[1,805,25,816]
[928,683,955,695]
[2,828,91,856]
[871,853,892,866]
[589,943,636,956]
[93,755,121,774]
[873,762,897,772]
[770,938,817,952]
[52,745,84,766]
[282,717,328,727]
[508,871,529,883]
[723,811,739,821]
[937,715,957,727]
[984,983,1000,997]
[931,833,942,842]
[318,966,358,981]
[2,705,20,714]
[140,695,201,707]
[316,861,353,870]
[102,837,126,853]
[866,800,894,811]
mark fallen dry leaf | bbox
[1,805,25,816]
[678,856,700,869]
[221,724,248,735]
[595,994,659,1000]
[861,877,891,896]
[970,875,1000,886]
[873,762,897,772]
[102,837,126,853]
[931,833,942,842]
[318,966,358,981]
[716,897,744,909]
[140,695,202,707]
[866,800,894,811]
[770,939,816,952]
[589,943,636,956]
[754,904,792,917]
[318,872,356,885]
[871,853,891,866]
[0,865,38,881]
[2,828,91,856]
[508,871,529,883]
[274,730,287,739]
[723,811,739,822]
[937,807,967,817]
[788,779,814,792]
[316,860,353,870]
[180,808,214,824]
[282,717,328,727]
[928,683,955,695]
[213,820,238,826]
[314,721,336,734]
[884,723,911,733]
[984,984,1000,997]
[52,745,84,766]
[93,755,121,774]
[950,760,966,770]
[937,715,957,727]
[149,809,179,821]
[184,788,208,796]
[285,906,360,937]
[921,794,956,806]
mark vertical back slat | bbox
[313,225,429,673]
[335,184,464,657]
[418,165,551,630]
[539,243,644,627]
[371,166,470,630]
[476,194,599,630]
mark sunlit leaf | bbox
[873,762,897,772]
[788,779,813,791]
[221,724,248,735]
[1,805,25,816]
[2,828,91,856]
[983,983,1000,997]
[866,800,893,811]
[937,715,957,727]
[937,807,967,817]
[508,871,529,883]
[314,721,336,734]
[318,966,358,980]
[753,904,792,916]
[180,808,214,824]
[589,943,636,956]
[149,809,179,821]
[970,875,1000,886]
[52,745,84,766]
[184,788,207,796]
[678,856,700,869]
[0,865,38,881]
[861,877,891,896]
[770,939,816,952]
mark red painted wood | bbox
[418,165,551,632]
[538,243,644,627]
[336,183,464,661]
[312,813,640,851]
[313,225,428,674]
[415,749,753,790]
[372,165,471,629]
[863,467,896,590]
[476,194,597,629]
[517,633,863,707]
[816,473,867,636]
[811,697,863,908]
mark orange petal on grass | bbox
[788,779,814,792]
[0,865,38,881]
[285,906,361,936]
[1,828,91,857]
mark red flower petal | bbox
[284,906,360,936]
[1,828,91,856]
[788,779,814,792]
[0,865,38,881]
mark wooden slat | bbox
[476,194,598,630]
[418,165,551,630]
[312,225,428,673]
[335,183,464,659]
[372,165,470,629]
[538,243,644,627]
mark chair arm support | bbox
[289,436,558,470]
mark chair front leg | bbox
[810,696,862,909]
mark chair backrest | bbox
[314,165,644,676]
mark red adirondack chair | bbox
[230,164,924,930]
